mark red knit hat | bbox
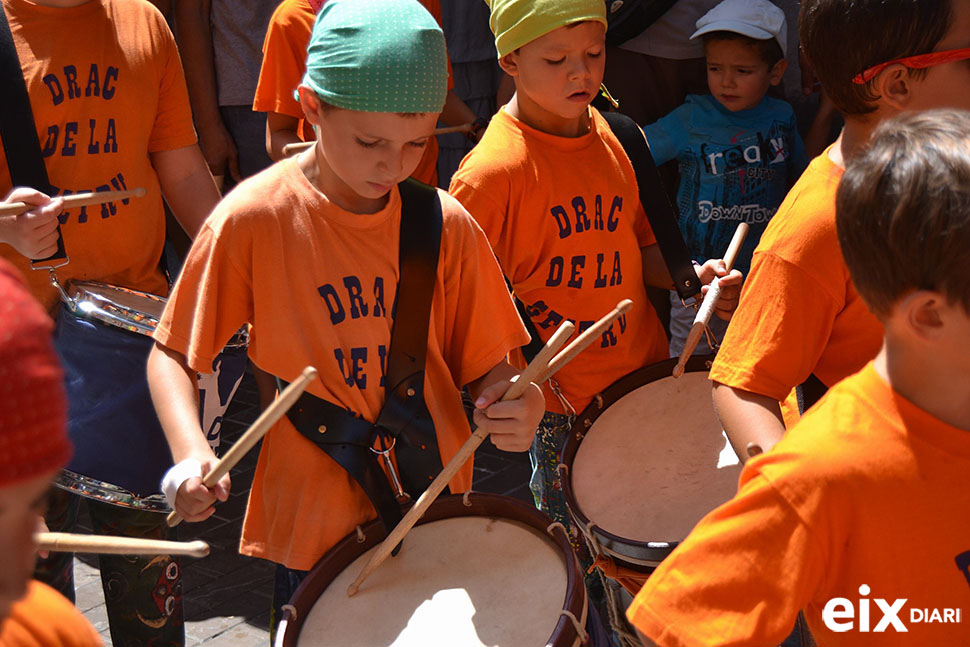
[0,259,70,487]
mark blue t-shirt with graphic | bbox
[643,94,808,275]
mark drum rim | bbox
[560,354,715,569]
[54,469,172,512]
[68,280,164,337]
[67,280,249,348]
[278,492,588,647]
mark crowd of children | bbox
[0,0,968,645]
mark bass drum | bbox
[277,493,591,647]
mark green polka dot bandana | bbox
[302,0,448,113]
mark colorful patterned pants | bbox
[529,412,613,631]
[35,488,184,647]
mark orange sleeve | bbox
[438,193,529,386]
[147,9,197,153]
[154,220,254,374]
[0,582,102,647]
[709,250,843,401]
[253,0,314,119]
[627,470,827,647]
[448,173,516,277]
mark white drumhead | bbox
[298,516,570,646]
[572,370,741,543]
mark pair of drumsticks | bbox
[346,299,632,595]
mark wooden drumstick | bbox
[346,320,577,597]
[536,299,632,384]
[166,366,319,527]
[431,123,473,135]
[0,187,147,217]
[37,532,210,558]
[281,123,475,157]
[672,223,749,378]
[282,141,313,157]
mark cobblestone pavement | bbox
[75,371,534,646]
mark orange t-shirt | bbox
[709,147,883,406]
[0,581,102,647]
[627,362,970,646]
[0,0,197,312]
[252,0,451,186]
[449,107,668,414]
[154,157,528,570]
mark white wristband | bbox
[161,458,203,509]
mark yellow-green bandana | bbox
[485,0,607,58]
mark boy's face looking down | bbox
[0,472,55,621]
[704,38,785,112]
[499,21,606,137]
[299,87,439,213]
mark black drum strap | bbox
[601,111,700,303]
[0,6,67,265]
[796,373,828,414]
[286,179,444,539]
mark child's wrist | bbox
[161,458,203,508]
[467,116,489,142]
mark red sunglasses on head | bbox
[853,47,970,84]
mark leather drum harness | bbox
[282,179,446,541]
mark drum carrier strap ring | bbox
[281,179,445,545]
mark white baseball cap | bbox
[691,0,787,58]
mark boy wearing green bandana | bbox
[146,0,544,637]
[449,0,743,638]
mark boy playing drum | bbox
[146,0,544,637]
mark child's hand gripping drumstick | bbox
[347,299,633,596]
[672,223,749,378]
[36,532,210,558]
[0,187,146,216]
[166,366,318,527]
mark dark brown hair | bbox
[836,109,970,317]
[701,31,784,66]
[800,0,952,116]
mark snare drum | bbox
[560,355,742,588]
[277,493,590,647]
[54,280,248,511]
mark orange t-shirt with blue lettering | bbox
[252,0,450,186]
[450,107,668,413]
[627,362,970,646]
[154,157,528,570]
[0,0,197,312]
[0,581,102,647]
[709,147,883,409]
